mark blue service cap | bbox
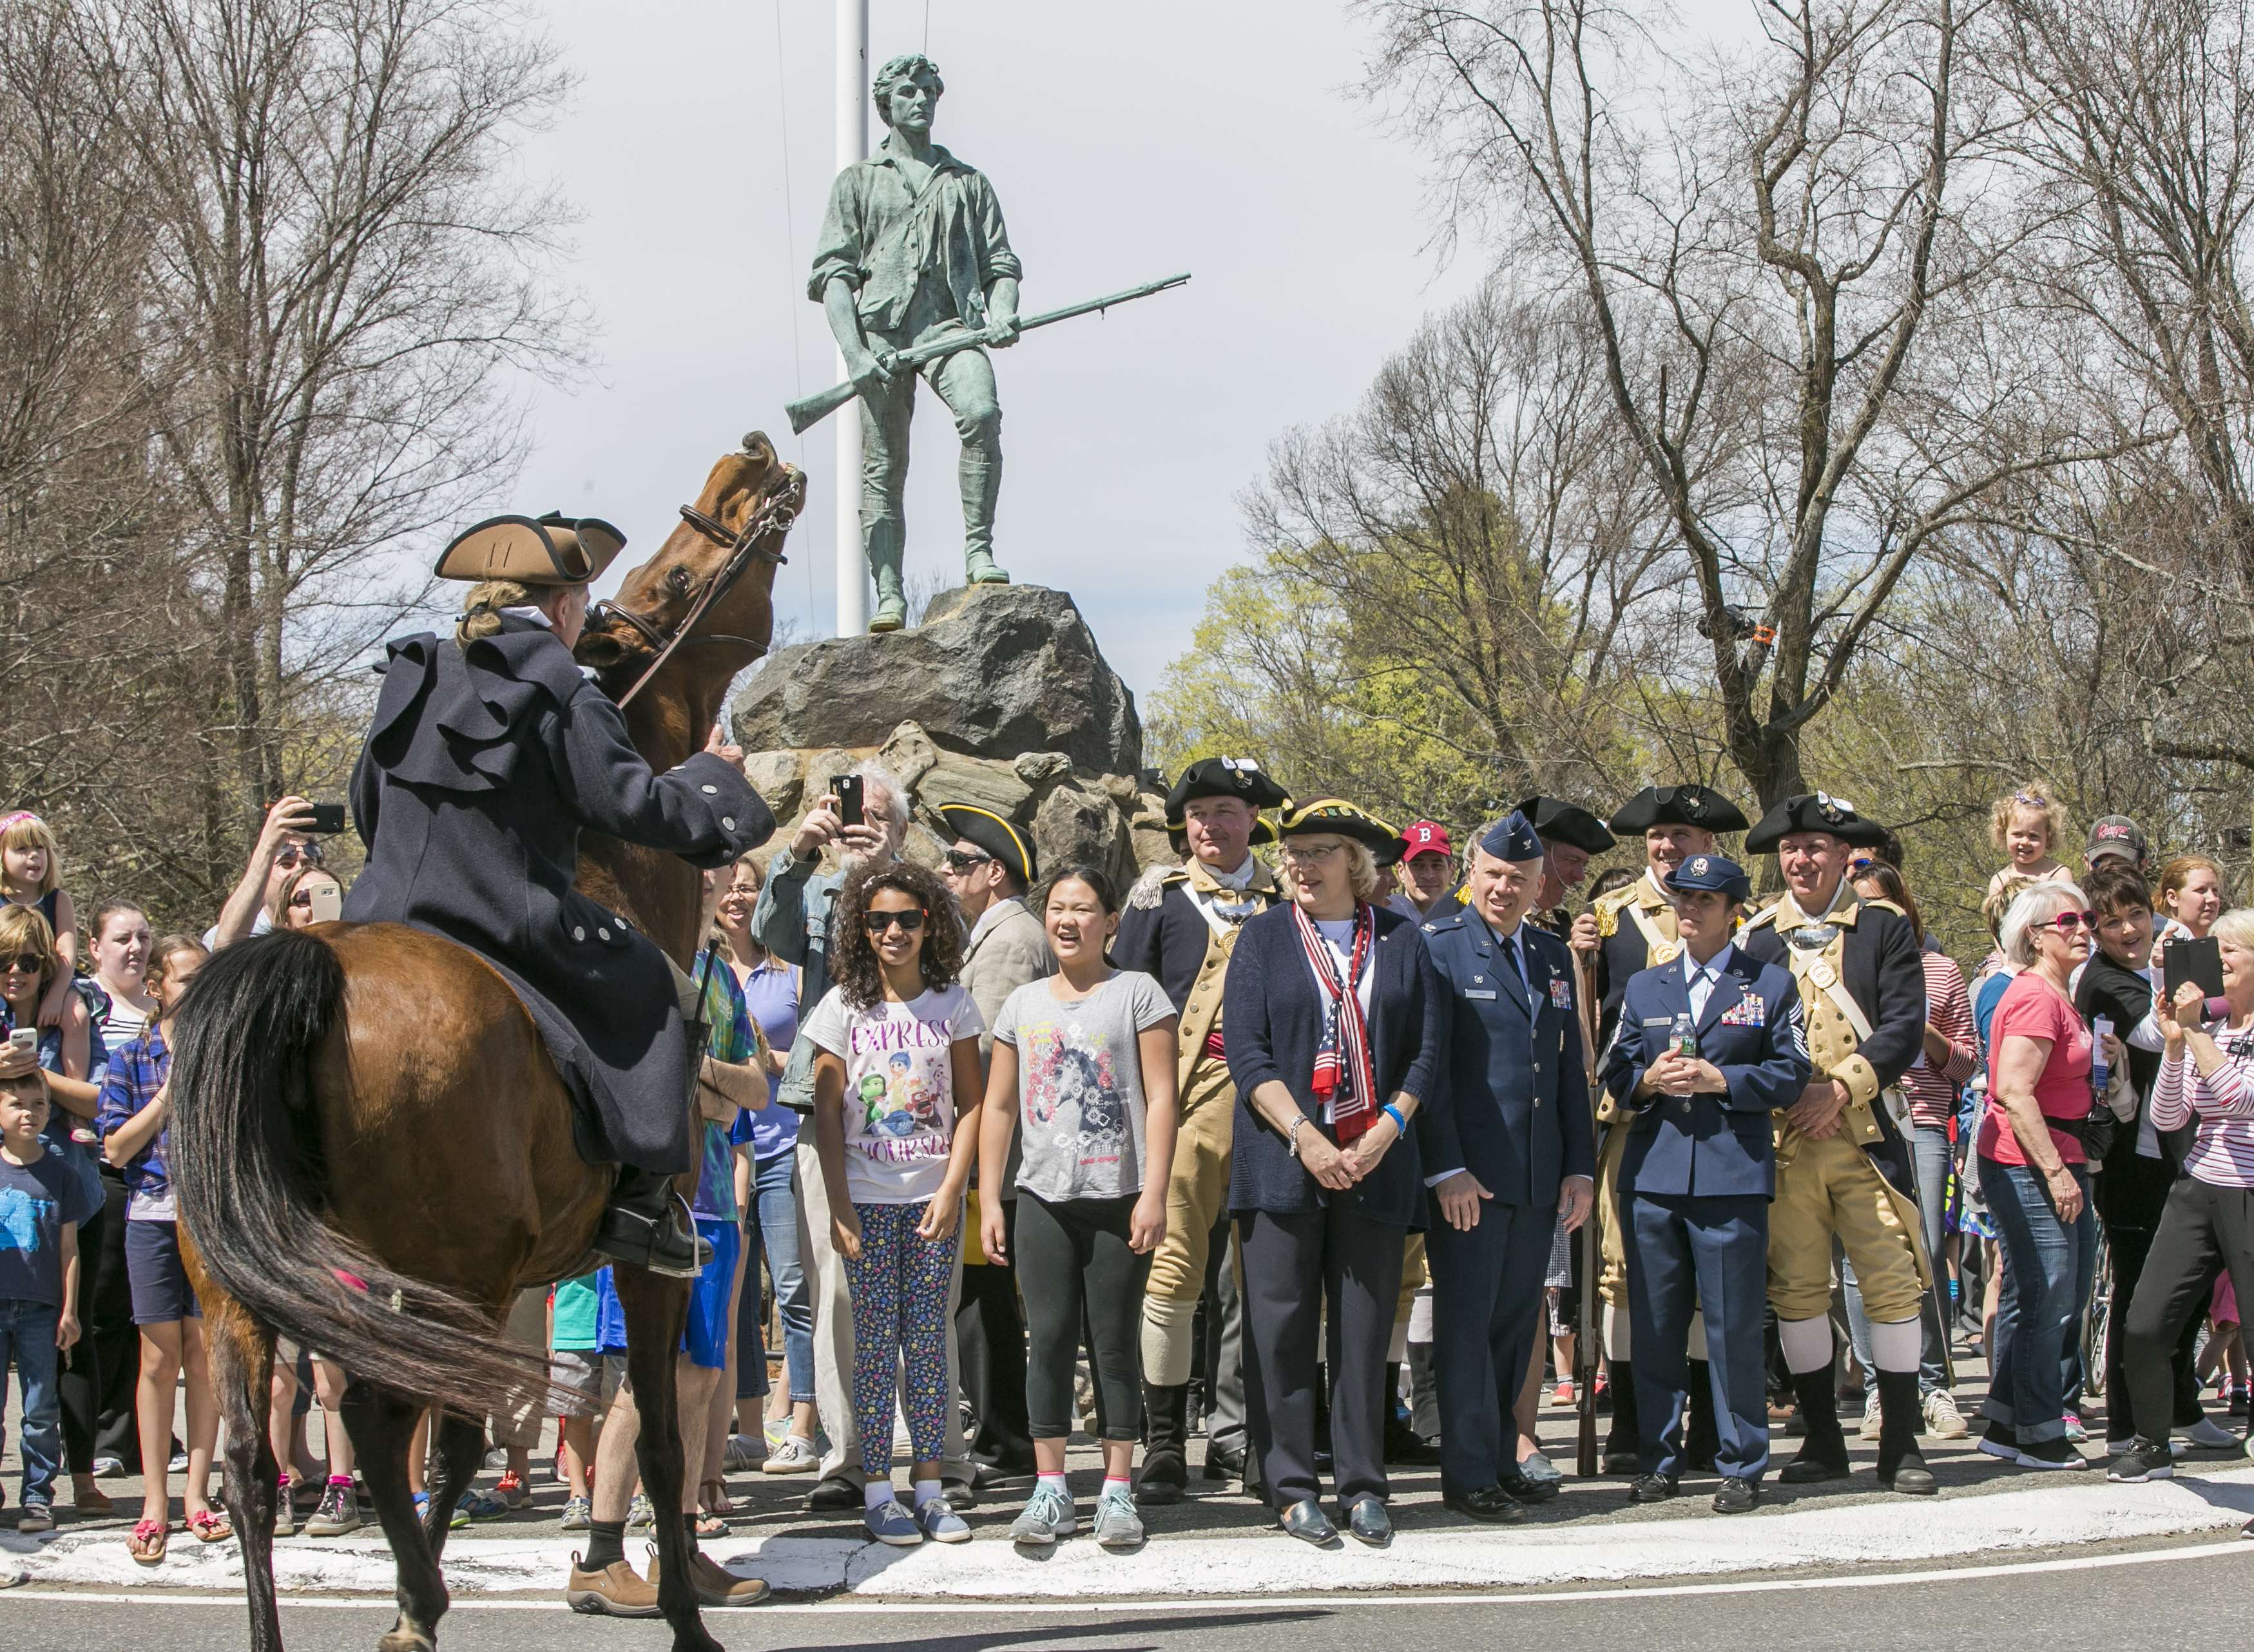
[1479,809,1545,864]
[1662,853,1752,902]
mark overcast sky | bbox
[501,0,1498,701]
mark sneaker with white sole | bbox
[721,1433,764,1472]
[1859,1389,1883,1441]
[625,1492,655,1528]
[915,1497,971,1543]
[2061,1410,2088,1443]
[762,1435,820,1475]
[1010,1483,1077,1546]
[1092,1484,1144,1549]
[303,1479,360,1537]
[558,1494,592,1531]
[2173,1416,2242,1451]
[2015,1434,2088,1470]
[1923,1390,1970,1439]
[2106,1437,2176,1482]
[865,1498,923,1546]
[2108,1436,2184,1457]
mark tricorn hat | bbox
[1276,795,1406,867]
[1607,784,1750,836]
[1514,795,1617,857]
[936,803,1037,888]
[1742,792,1890,854]
[434,512,627,586]
[1165,756,1292,823]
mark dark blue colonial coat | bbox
[343,615,770,1173]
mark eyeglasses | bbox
[862,908,927,934]
[1848,856,1878,874]
[276,844,324,867]
[1281,842,1344,865]
[941,850,993,872]
[2042,910,2101,934]
[2,953,45,975]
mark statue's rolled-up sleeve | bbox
[807,170,867,302]
[972,173,1021,285]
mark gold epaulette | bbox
[1593,881,1637,939]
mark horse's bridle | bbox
[592,490,796,707]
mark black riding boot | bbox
[1603,1358,1642,1472]
[1139,1381,1190,1504]
[1778,1357,1851,1483]
[1876,1370,1936,1494]
[1685,1358,1720,1474]
[593,1166,708,1279]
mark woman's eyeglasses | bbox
[2043,910,2101,934]
[1281,842,1344,865]
[2,952,46,975]
[862,908,927,934]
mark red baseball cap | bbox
[1402,820,1452,860]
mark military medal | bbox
[1809,959,1837,988]
[1652,942,1680,965]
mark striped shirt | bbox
[2151,1032,2254,1189]
[1906,951,1979,1128]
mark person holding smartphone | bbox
[204,796,328,949]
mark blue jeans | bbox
[1843,1124,1953,1392]
[1979,1156,2096,1445]
[0,1299,63,1506]
[754,1149,814,1405]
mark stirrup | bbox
[593,1192,711,1280]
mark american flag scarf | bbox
[1295,899,1376,1142]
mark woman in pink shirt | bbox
[1976,882,2117,1470]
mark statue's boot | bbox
[964,549,1010,586]
[960,422,1008,586]
[869,539,907,633]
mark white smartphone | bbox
[7,1027,36,1053]
[303,875,343,924]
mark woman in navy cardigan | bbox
[1223,797,1442,1546]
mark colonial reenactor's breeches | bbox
[1141,1055,1237,1385]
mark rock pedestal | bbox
[731,584,1173,891]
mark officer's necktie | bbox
[1688,963,1714,1021]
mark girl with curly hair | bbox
[803,857,983,1547]
[1986,786,2074,901]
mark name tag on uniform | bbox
[1465,988,1498,1001]
[1719,992,1767,1028]
[1642,1016,1672,1026]
[1548,979,1572,1010]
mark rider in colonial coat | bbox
[343,511,771,1276]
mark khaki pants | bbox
[795,1138,971,1486]
[1767,1122,1928,1324]
[1596,1119,1631,1312]
[1140,1055,1238,1386]
[490,1288,550,1451]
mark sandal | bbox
[130,1519,170,1565]
[693,1510,728,1539]
[699,1479,732,1517]
[186,1508,233,1543]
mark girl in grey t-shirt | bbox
[978,865,1179,1549]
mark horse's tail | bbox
[169,929,541,1417]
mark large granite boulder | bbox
[731,583,1141,775]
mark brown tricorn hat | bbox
[434,512,626,586]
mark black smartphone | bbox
[832,774,863,829]
[2164,934,2226,1001]
[307,802,347,836]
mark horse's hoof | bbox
[378,1627,436,1652]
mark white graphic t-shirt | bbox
[993,970,1175,1202]
[801,983,985,1204]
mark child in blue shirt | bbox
[1,1069,97,1531]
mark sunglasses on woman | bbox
[862,908,927,934]
[2,952,45,975]
[2041,910,2101,933]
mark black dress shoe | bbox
[1135,1469,1186,1506]
[1442,1484,1525,1524]
[1343,1493,1391,1546]
[1498,1469,1560,1504]
[1628,1472,1679,1503]
[805,1477,861,1513]
[970,1458,1037,1489]
[1777,1449,1849,1485]
[1384,1417,1439,1465]
[1711,1475,1759,1513]
[1203,1441,1247,1481]
[1280,1499,1338,1545]
[941,1478,974,1511]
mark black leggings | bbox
[2122,1177,2254,1443]
[1017,1192,1150,1443]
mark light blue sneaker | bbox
[916,1496,971,1544]
[1009,1483,1077,1547]
[1092,1484,1143,1550]
[865,1497,923,1546]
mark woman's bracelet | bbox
[1382,1102,1408,1134]
[1287,1115,1307,1158]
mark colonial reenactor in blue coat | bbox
[1113,756,1291,1499]
[1419,812,1597,1522]
[1599,854,1809,1512]
[1737,793,1937,1495]
[1590,783,1751,1470]
[345,512,771,1276]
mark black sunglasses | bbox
[942,849,993,872]
[3,952,45,975]
[276,844,324,867]
[863,908,927,934]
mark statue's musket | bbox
[784,273,1191,436]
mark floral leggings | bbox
[843,1200,959,1481]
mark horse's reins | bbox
[593,491,796,707]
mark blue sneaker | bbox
[916,1496,971,1544]
[1092,1484,1143,1549]
[865,1497,922,1546]
[1010,1483,1077,1546]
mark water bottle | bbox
[2090,1014,2112,1105]
[1671,1012,1698,1059]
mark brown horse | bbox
[169,435,804,1652]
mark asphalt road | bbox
[5,1537,2251,1652]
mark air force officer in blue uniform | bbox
[1598,854,1809,1514]
[1420,812,1597,1523]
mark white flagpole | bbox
[834,0,868,637]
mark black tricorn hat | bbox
[1607,784,1751,836]
[434,512,626,586]
[1742,792,1890,854]
[1166,756,1292,823]
[936,803,1036,887]
[1514,795,1618,857]
[1276,796,1406,867]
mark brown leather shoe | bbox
[646,1547,771,1608]
[565,1555,662,1617]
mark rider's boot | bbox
[868,535,908,633]
[593,1167,710,1280]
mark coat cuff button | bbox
[573,927,586,942]
[722,816,737,831]
[598,928,611,941]
[702,784,718,794]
